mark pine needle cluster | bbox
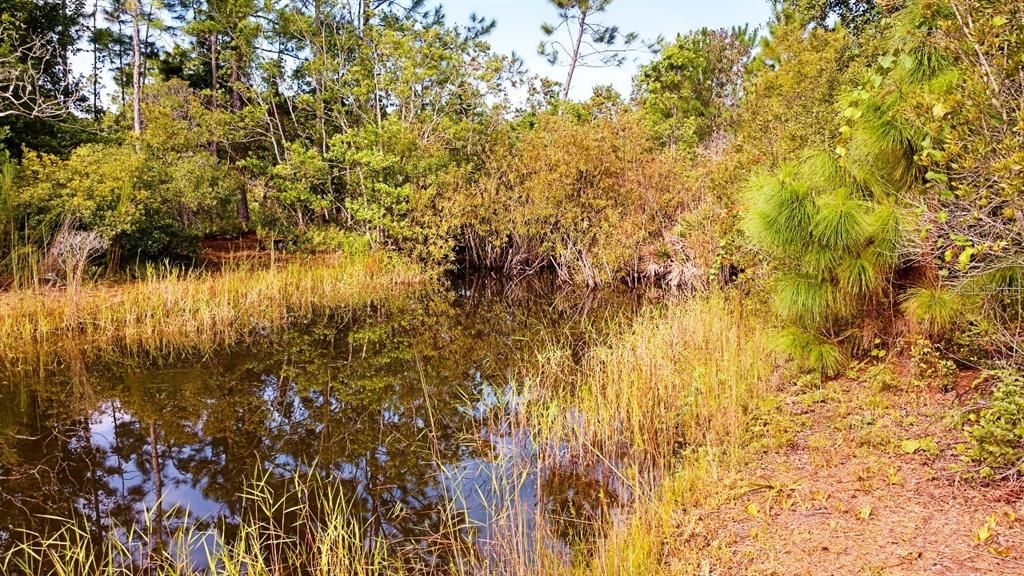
[744,0,961,373]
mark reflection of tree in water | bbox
[538,461,621,552]
[0,279,641,567]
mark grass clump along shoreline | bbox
[2,0,1024,573]
[0,251,424,366]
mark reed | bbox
[521,293,776,466]
[0,251,425,367]
[2,471,397,576]
[506,293,776,575]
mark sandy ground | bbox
[667,371,1024,576]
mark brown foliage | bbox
[461,110,721,287]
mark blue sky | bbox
[75,0,773,105]
[441,0,773,100]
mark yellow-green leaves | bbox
[899,436,938,455]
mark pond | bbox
[0,275,647,571]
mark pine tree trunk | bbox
[91,0,99,120]
[60,0,70,87]
[230,53,241,111]
[562,9,587,100]
[116,21,126,109]
[237,184,250,227]
[210,31,219,155]
[130,0,142,151]
[210,31,219,95]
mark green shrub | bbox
[463,109,690,286]
[964,371,1024,476]
[909,339,957,391]
[901,286,962,338]
[293,226,370,256]
[741,0,963,373]
[15,143,237,263]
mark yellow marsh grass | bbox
[523,293,775,466]
[526,294,776,576]
[1,293,776,576]
[3,471,396,576]
[0,251,424,365]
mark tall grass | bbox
[0,251,424,367]
[2,471,397,576]
[510,294,776,575]
[521,293,775,466]
[0,152,46,291]
[1,293,776,575]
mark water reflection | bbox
[0,276,642,569]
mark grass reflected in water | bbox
[1,275,653,575]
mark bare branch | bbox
[0,24,80,119]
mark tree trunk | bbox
[361,0,372,32]
[116,21,126,109]
[314,0,327,155]
[230,52,242,111]
[237,183,250,227]
[91,0,99,120]
[130,0,142,150]
[561,9,587,100]
[60,0,70,86]
[210,31,219,155]
[143,2,155,89]
[210,31,219,94]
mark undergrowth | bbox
[964,370,1024,478]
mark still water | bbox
[0,276,645,569]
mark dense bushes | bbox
[1,0,1022,378]
[744,0,1024,373]
[965,371,1024,476]
[462,110,686,286]
[15,143,238,264]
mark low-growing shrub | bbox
[909,339,957,391]
[15,143,238,264]
[964,370,1024,477]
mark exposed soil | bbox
[668,370,1024,575]
[199,232,270,269]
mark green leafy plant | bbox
[909,338,957,390]
[742,0,963,374]
[964,371,1024,476]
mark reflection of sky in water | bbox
[1,278,644,567]
[88,404,226,521]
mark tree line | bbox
[1,0,1023,373]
